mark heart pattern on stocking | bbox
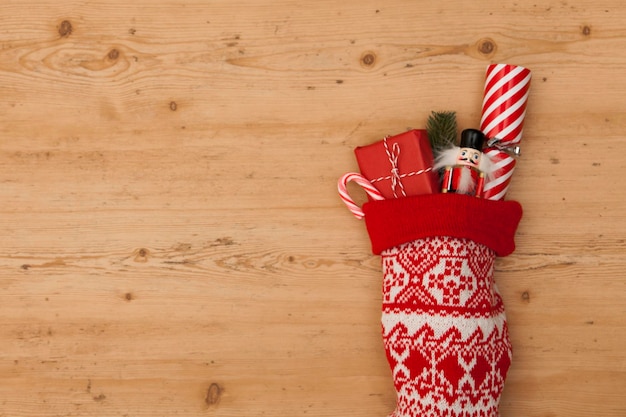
[381,236,512,417]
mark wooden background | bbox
[1,1,624,416]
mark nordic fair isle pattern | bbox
[381,236,511,417]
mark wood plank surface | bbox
[0,1,625,416]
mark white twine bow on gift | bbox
[381,138,406,198]
[337,172,384,219]
[370,136,433,198]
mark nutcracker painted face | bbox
[456,147,482,167]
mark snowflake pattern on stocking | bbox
[381,236,512,417]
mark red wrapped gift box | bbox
[355,129,438,199]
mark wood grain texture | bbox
[0,1,625,416]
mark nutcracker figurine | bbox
[435,129,492,197]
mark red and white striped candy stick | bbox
[338,172,384,219]
[480,64,531,200]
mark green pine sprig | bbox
[426,111,458,154]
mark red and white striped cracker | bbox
[480,64,531,146]
[482,148,516,201]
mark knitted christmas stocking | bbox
[363,193,522,417]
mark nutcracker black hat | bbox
[460,129,485,151]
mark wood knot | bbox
[93,393,106,402]
[477,38,496,56]
[582,25,591,36]
[107,49,120,60]
[169,101,178,111]
[360,51,376,68]
[134,248,150,263]
[521,291,530,303]
[205,383,223,407]
[58,20,73,37]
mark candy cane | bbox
[338,172,385,219]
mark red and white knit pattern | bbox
[381,236,511,417]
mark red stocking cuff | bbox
[362,193,523,256]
